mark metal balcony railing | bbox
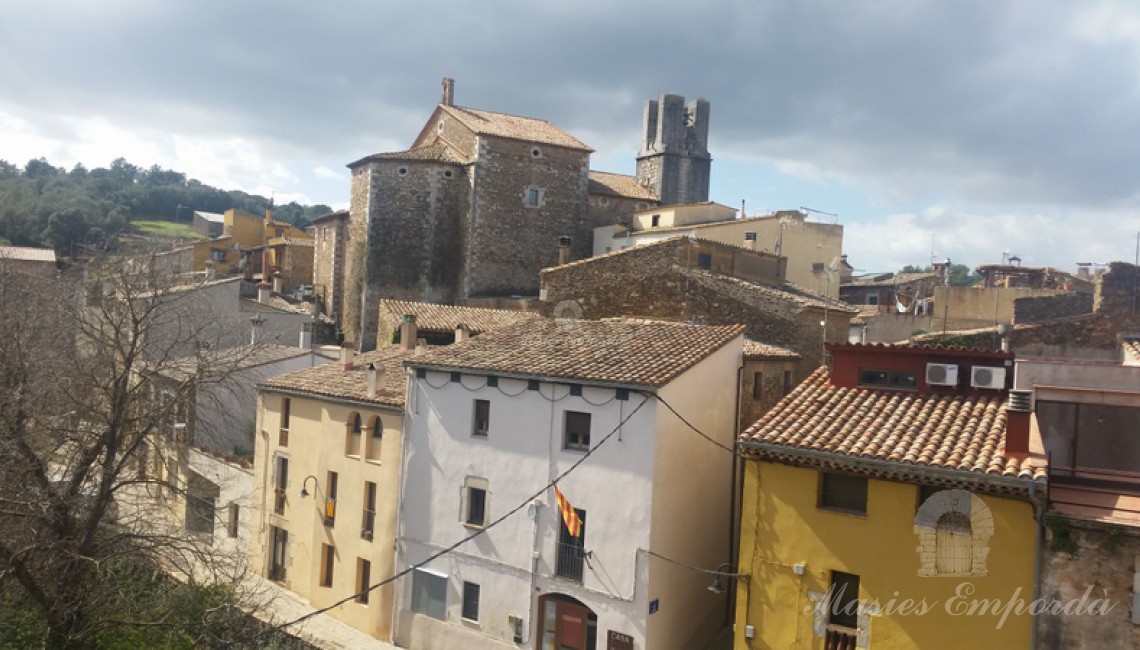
[824,625,858,650]
[555,542,584,582]
[273,488,286,515]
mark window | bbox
[324,471,338,526]
[462,581,481,621]
[752,371,764,400]
[279,398,290,447]
[812,261,826,273]
[397,166,408,176]
[829,571,860,629]
[186,493,215,537]
[356,558,371,604]
[320,544,334,588]
[227,503,240,538]
[443,169,454,179]
[819,472,868,515]
[857,369,917,390]
[867,295,879,305]
[555,508,587,582]
[362,482,376,540]
[531,147,542,158]
[783,370,793,395]
[472,399,490,438]
[524,186,544,208]
[411,568,447,620]
[346,413,362,456]
[269,526,287,581]
[366,416,382,461]
[273,456,288,515]
[564,411,591,451]
[463,477,489,528]
[697,252,712,270]
[274,227,284,238]
[936,512,973,574]
[527,189,540,206]
[210,248,226,262]
[651,214,661,227]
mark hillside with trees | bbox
[0,157,332,257]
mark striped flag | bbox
[553,485,582,537]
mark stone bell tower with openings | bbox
[636,94,711,205]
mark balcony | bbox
[824,625,858,650]
[273,487,286,516]
[555,542,584,582]
[278,427,289,447]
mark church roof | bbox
[439,105,593,151]
[348,142,468,168]
[588,171,658,201]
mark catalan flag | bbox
[553,484,582,537]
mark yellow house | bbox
[734,343,1046,649]
[251,343,414,640]
[188,209,312,281]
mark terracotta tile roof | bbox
[441,105,593,151]
[379,300,540,335]
[409,318,744,389]
[0,245,56,263]
[350,142,469,167]
[260,346,414,408]
[744,339,801,360]
[309,210,349,225]
[685,269,860,314]
[739,367,1047,494]
[587,171,658,201]
[843,272,939,288]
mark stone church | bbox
[334,78,712,348]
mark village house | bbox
[735,343,1046,649]
[309,209,350,326]
[251,341,416,640]
[394,318,743,650]
[0,244,57,277]
[335,79,713,348]
[594,207,845,298]
[375,299,541,349]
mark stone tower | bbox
[635,94,711,205]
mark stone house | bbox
[0,245,57,278]
[740,340,801,426]
[190,210,225,238]
[539,236,855,378]
[309,210,350,325]
[337,79,710,349]
[375,299,541,349]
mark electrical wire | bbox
[642,548,748,578]
[647,390,737,455]
[264,393,651,635]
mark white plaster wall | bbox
[398,373,659,648]
[185,449,254,560]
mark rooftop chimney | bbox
[340,342,356,372]
[558,236,573,265]
[366,363,378,398]
[257,282,271,304]
[204,260,216,281]
[415,338,427,356]
[455,323,471,343]
[1004,389,1032,454]
[272,273,283,294]
[399,315,418,352]
[441,77,455,107]
[249,316,265,345]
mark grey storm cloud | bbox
[3,1,1139,218]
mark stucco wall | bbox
[734,461,1037,649]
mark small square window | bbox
[486,376,498,388]
[697,253,712,270]
[527,379,540,391]
[462,581,480,621]
[819,472,868,515]
[564,411,591,451]
[463,479,489,528]
[450,371,462,383]
[615,389,629,401]
[569,385,582,397]
[527,189,541,206]
[473,399,490,438]
[211,248,226,262]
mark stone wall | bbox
[586,193,653,232]
[741,357,800,427]
[312,214,347,325]
[466,136,589,296]
[1037,520,1140,649]
[1014,292,1094,324]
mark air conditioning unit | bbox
[971,366,1007,389]
[925,363,959,386]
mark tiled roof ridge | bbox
[259,346,412,406]
[686,270,860,314]
[442,105,593,151]
[540,235,691,272]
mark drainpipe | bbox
[729,361,743,631]
[1030,481,1045,650]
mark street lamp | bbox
[299,475,318,498]
[707,563,745,594]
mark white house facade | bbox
[394,319,743,650]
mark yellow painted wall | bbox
[734,461,1037,649]
[251,391,403,641]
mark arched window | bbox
[345,413,362,456]
[935,512,972,574]
[366,416,383,462]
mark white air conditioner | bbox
[925,363,959,386]
[971,366,1007,389]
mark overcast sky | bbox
[3,1,1140,273]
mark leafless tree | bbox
[0,259,281,648]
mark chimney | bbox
[399,315,418,352]
[366,363,378,398]
[441,77,455,107]
[455,323,471,343]
[204,260,216,281]
[249,316,265,345]
[558,236,573,265]
[272,273,283,294]
[415,338,427,356]
[299,327,312,349]
[340,342,356,372]
[1004,390,1032,454]
[257,282,271,304]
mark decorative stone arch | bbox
[914,489,994,577]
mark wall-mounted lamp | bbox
[299,475,318,498]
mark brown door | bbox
[539,595,596,650]
[557,601,588,649]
